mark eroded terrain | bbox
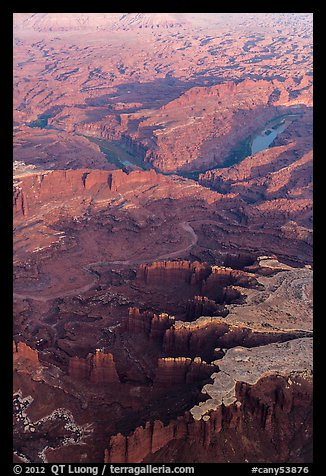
[13,13,313,464]
[13,168,313,463]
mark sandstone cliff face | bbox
[185,295,229,320]
[13,15,312,465]
[127,307,175,343]
[137,260,210,286]
[222,252,257,270]
[69,349,119,384]
[137,261,258,297]
[201,266,260,302]
[162,317,311,361]
[13,170,106,218]
[104,371,312,463]
[13,169,165,218]
[197,110,313,247]
[13,341,39,369]
[13,187,28,216]
[13,165,312,268]
[154,357,214,385]
[133,79,311,173]
[199,142,312,204]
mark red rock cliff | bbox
[137,260,210,285]
[104,373,312,463]
[69,349,119,384]
[127,307,175,343]
[13,340,39,369]
[185,295,229,320]
[154,357,215,385]
[13,169,165,218]
[163,318,312,361]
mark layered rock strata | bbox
[134,80,312,173]
[154,357,215,385]
[127,307,175,343]
[137,260,210,286]
[13,341,39,370]
[13,169,164,218]
[104,338,312,463]
[162,317,311,361]
[190,337,312,418]
[185,296,229,320]
[13,168,312,267]
[69,349,119,384]
[137,261,259,304]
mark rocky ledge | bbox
[191,337,312,419]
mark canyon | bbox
[13,13,313,465]
[13,168,313,463]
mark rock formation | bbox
[14,12,312,175]
[185,296,229,320]
[13,126,115,175]
[104,338,313,463]
[13,164,312,271]
[13,341,39,369]
[138,80,311,173]
[201,266,260,302]
[137,260,210,286]
[69,349,119,384]
[127,307,175,343]
[162,317,311,361]
[13,169,165,218]
[154,357,215,385]
[137,261,259,303]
